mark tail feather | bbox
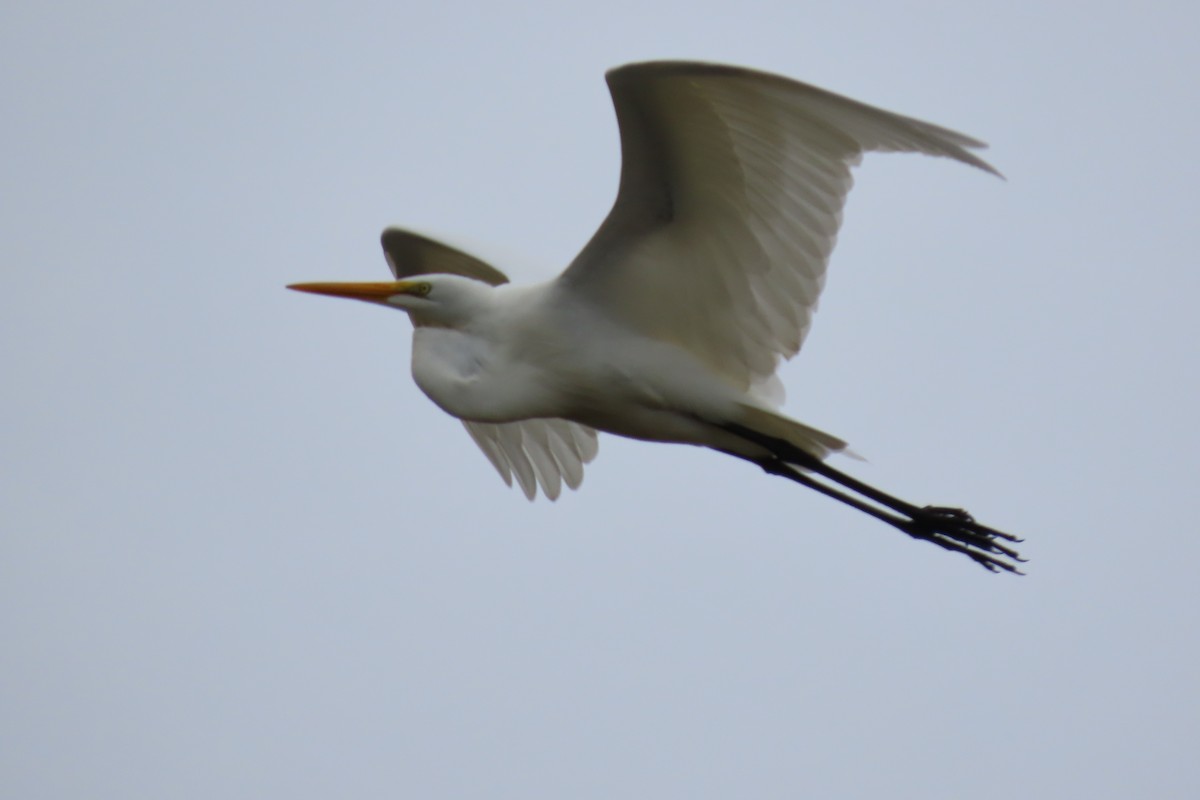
[733,403,851,462]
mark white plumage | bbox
[290,62,1024,572]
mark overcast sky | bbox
[4,1,1199,798]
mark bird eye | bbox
[414,282,432,297]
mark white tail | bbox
[734,403,851,462]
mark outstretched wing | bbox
[381,227,510,285]
[462,419,600,501]
[560,61,999,392]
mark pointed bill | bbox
[286,280,424,304]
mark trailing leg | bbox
[753,457,1023,573]
[720,419,1026,573]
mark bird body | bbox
[290,61,1025,572]
[408,276,764,448]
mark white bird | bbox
[290,61,1024,572]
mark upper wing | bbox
[560,61,999,393]
[381,227,510,285]
[462,418,600,501]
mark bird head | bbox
[287,273,493,327]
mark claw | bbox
[900,506,1026,573]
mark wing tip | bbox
[379,227,511,285]
[604,60,1005,179]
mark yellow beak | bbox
[286,280,419,304]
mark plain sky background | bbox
[4,1,1198,797]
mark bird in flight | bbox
[290,61,1024,573]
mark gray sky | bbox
[4,1,1198,797]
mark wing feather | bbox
[560,61,998,394]
[493,423,538,500]
[380,227,510,286]
[463,421,515,487]
[462,420,600,500]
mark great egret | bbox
[290,61,1024,573]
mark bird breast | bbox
[409,326,558,423]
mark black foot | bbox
[896,505,1026,574]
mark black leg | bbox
[720,423,1025,573]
